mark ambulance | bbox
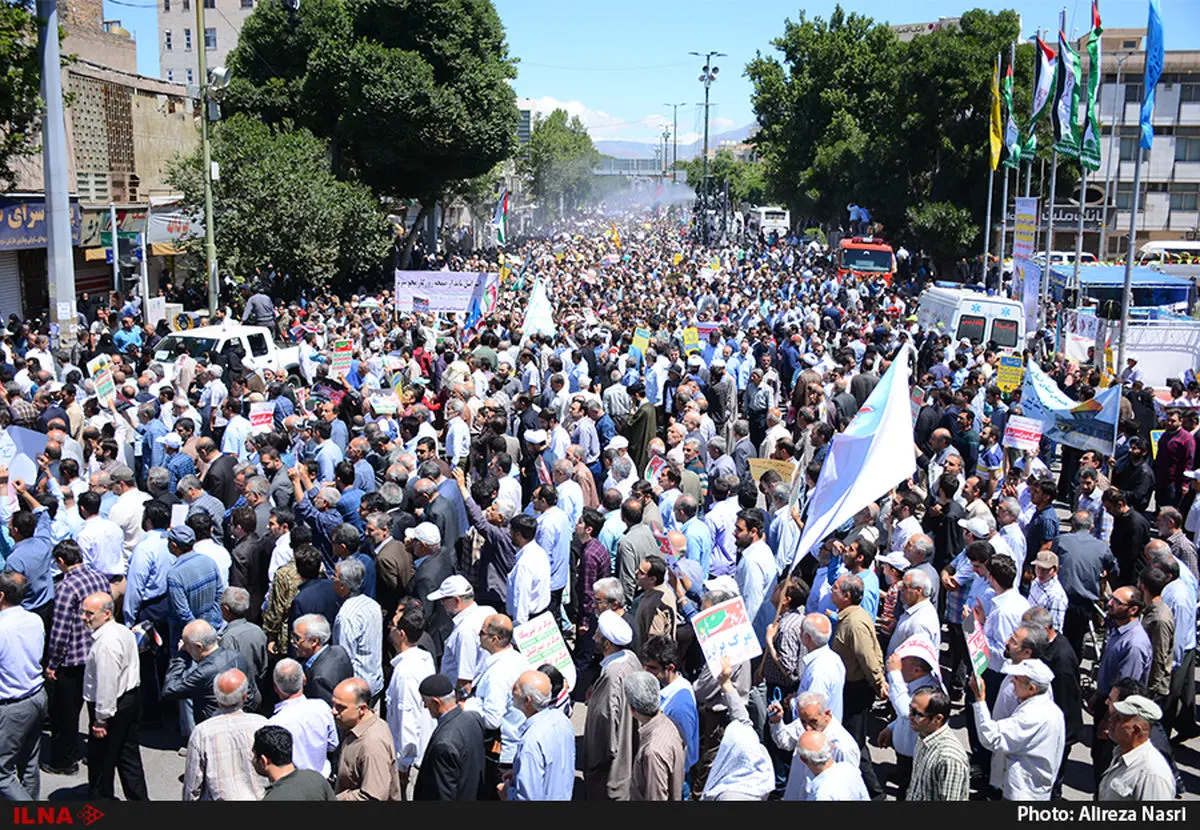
[916,286,1025,349]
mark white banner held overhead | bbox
[393,271,498,315]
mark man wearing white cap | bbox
[877,637,942,798]
[1097,694,1176,800]
[159,431,196,492]
[404,522,454,660]
[583,609,642,801]
[969,657,1065,801]
[428,575,495,693]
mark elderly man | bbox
[795,729,869,801]
[413,673,486,800]
[217,587,267,712]
[615,497,659,605]
[500,669,575,801]
[625,670,686,801]
[887,569,941,658]
[182,668,268,800]
[829,573,885,798]
[179,475,226,546]
[332,558,383,699]
[429,575,494,691]
[906,686,969,801]
[877,637,942,799]
[584,609,643,801]
[267,658,338,777]
[969,657,1065,800]
[462,614,531,798]
[797,613,845,722]
[332,677,401,801]
[80,591,147,800]
[1097,694,1177,800]
[291,613,353,706]
[767,690,859,801]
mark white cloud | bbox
[712,116,736,131]
[521,96,691,144]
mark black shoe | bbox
[40,762,79,776]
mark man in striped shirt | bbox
[1028,551,1069,632]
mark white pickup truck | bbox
[151,324,304,385]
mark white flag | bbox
[790,348,917,567]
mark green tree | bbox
[223,0,518,266]
[520,109,599,221]
[747,6,1025,253]
[677,149,772,205]
[0,0,45,189]
[166,114,390,292]
[906,201,977,264]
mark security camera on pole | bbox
[691,51,725,247]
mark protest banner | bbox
[249,401,274,434]
[644,454,667,482]
[330,340,352,376]
[369,392,400,414]
[1021,362,1119,454]
[695,321,721,340]
[1012,197,1038,261]
[513,612,577,691]
[910,386,925,425]
[748,457,797,484]
[1014,259,1040,334]
[1151,429,1164,460]
[0,425,47,499]
[393,270,499,315]
[964,607,990,677]
[682,327,700,354]
[996,354,1025,393]
[672,252,683,266]
[692,596,762,677]
[86,354,115,404]
[632,327,651,352]
[1002,415,1043,451]
[145,295,166,328]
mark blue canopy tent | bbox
[1048,265,1195,309]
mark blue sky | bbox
[110,0,1200,145]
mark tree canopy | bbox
[747,6,1036,255]
[166,114,391,292]
[520,108,599,221]
[0,0,45,189]
[676,149,772,206]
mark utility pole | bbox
[1099,52,1131,260]
[37,0,77,349]
[662,127,671,177]
[664,102,685,181]
[196,0,219,313]
[691,51,725,246]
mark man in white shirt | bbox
[462,614,532,791]
[332,558,383,698]
[978,553,1031,697]
[267,659,338,776]
[76,490,126,580]
[970,658,1065,801]
[797,614,846,722]
[506,514,551,626]
[796,729,869,801]
[427,575,494,692]
[767,690,859,801]
[1097,694,1177,800]
[188,512,231,592]
[265,509,294,590]
[220,400,254,463]
[888,492,923,553]
[106,465,150,566]
[81,591,148,800]
[887,569,941,658]
[444,399,471,466]
[384,602,436,792]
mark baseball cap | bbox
[957,517,991,538]
[1112,694,1162,721]
[167,526,196,546]
[157,432,183,449]
[893,637,939,671]
[404,522,442,547]
[427,574,473,601]
[878,551,912,571]
[109,465,135,484]
[1032,550,1059,569]
[1001,657,1055,685]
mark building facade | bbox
[158,0,256,86]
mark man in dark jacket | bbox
[288,545,340,632]
[404,522,455,663]
[1112,437,1155,514]
[922,473,966,571]
[162,619,251,727]
[413,674,485,801]
[227,507,270,624]
[293,614,353,706]
[198,438,239,508]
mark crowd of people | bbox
[0,211,1195,803]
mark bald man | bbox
[332,677,401,801]
[462,614,532,798]
[182,668,268,801]
[501,670,575,801]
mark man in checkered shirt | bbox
[1028,550,1069,632]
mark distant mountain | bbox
[595,124,757,160]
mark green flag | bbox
[1079,2,1104,171]
[1002,57,1022,169]
[1052,28,1082,158]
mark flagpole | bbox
[998,41,1016,281]
[1116,143,1143,370]
[1071,167,1088,294]
[1039,10,1067,334]
[983,52,1000,277]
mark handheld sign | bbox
[513,612,577,692]
[1002,415,1043,451]
[691,596,762,678]
[996,354,1025,393]
[682,327,700,354]
[632,327,651,352]
[86,355,116,404]
[964,607,990,677]
[330,339,353,376]
[249,401,274,434]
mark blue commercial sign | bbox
[0,197,83,251]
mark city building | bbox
[158,0,257,86]
[1,0,200,322]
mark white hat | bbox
[157,432,183,449]
[427,574,473,601]
[597,609,632,646]
[893,637,939,671]
[404,521,442,547]
[702,575,740,596]
[878,551,912,571]
[1002,657,1055,685]
[525,429,548,445]
[957,517,991,538]
[1112,694,1162,721]
[710,358,726,368]
[607,435,629,450]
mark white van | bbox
[916,287,1026,349]
[1137,240,1200,264]
[1033,250,1099,267]
[746,206,791,237]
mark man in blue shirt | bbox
[674,495,713,580]
[112,317,143,354]
[502,670,575,801]
[4,481,56,626]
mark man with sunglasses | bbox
[906,686,969,801]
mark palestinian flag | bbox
[1023,35,1058,158]
[1079,2,1105,171]
[492,188,509,246]
[1052,28,1082,158]
[1002,58,1022,169]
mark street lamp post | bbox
[664,102,685,181]
[691,51,725,246]
[1099,52,1132,260]
[196,0,219,314]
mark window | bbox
[1182,83,1200,103]
[246,334,269,357]
[164,29,172,50]
[186,68,194,85]
[1177,136,1200,162]
[182,0,189,9]
[184,28,191,50]
[1125,83,1143,103]
[241,0,254,7]
[957,315,986,344]
[1119,136,1138,161]
[1121,39,1138,49]
[1116,182,1134,210]
[991,319,1019,349]
[166,69,174,82]
[203,0,214,7]
[1170,184,1200,212]
[204,27,217,50]
[163,0,170,9]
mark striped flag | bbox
[492,188,509,246]
[1079,2,1104,171]
[1001,58,1022,169]
[1023,36,1057,158]
[1052,28,1082,158]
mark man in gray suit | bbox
[616,498,660,605]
